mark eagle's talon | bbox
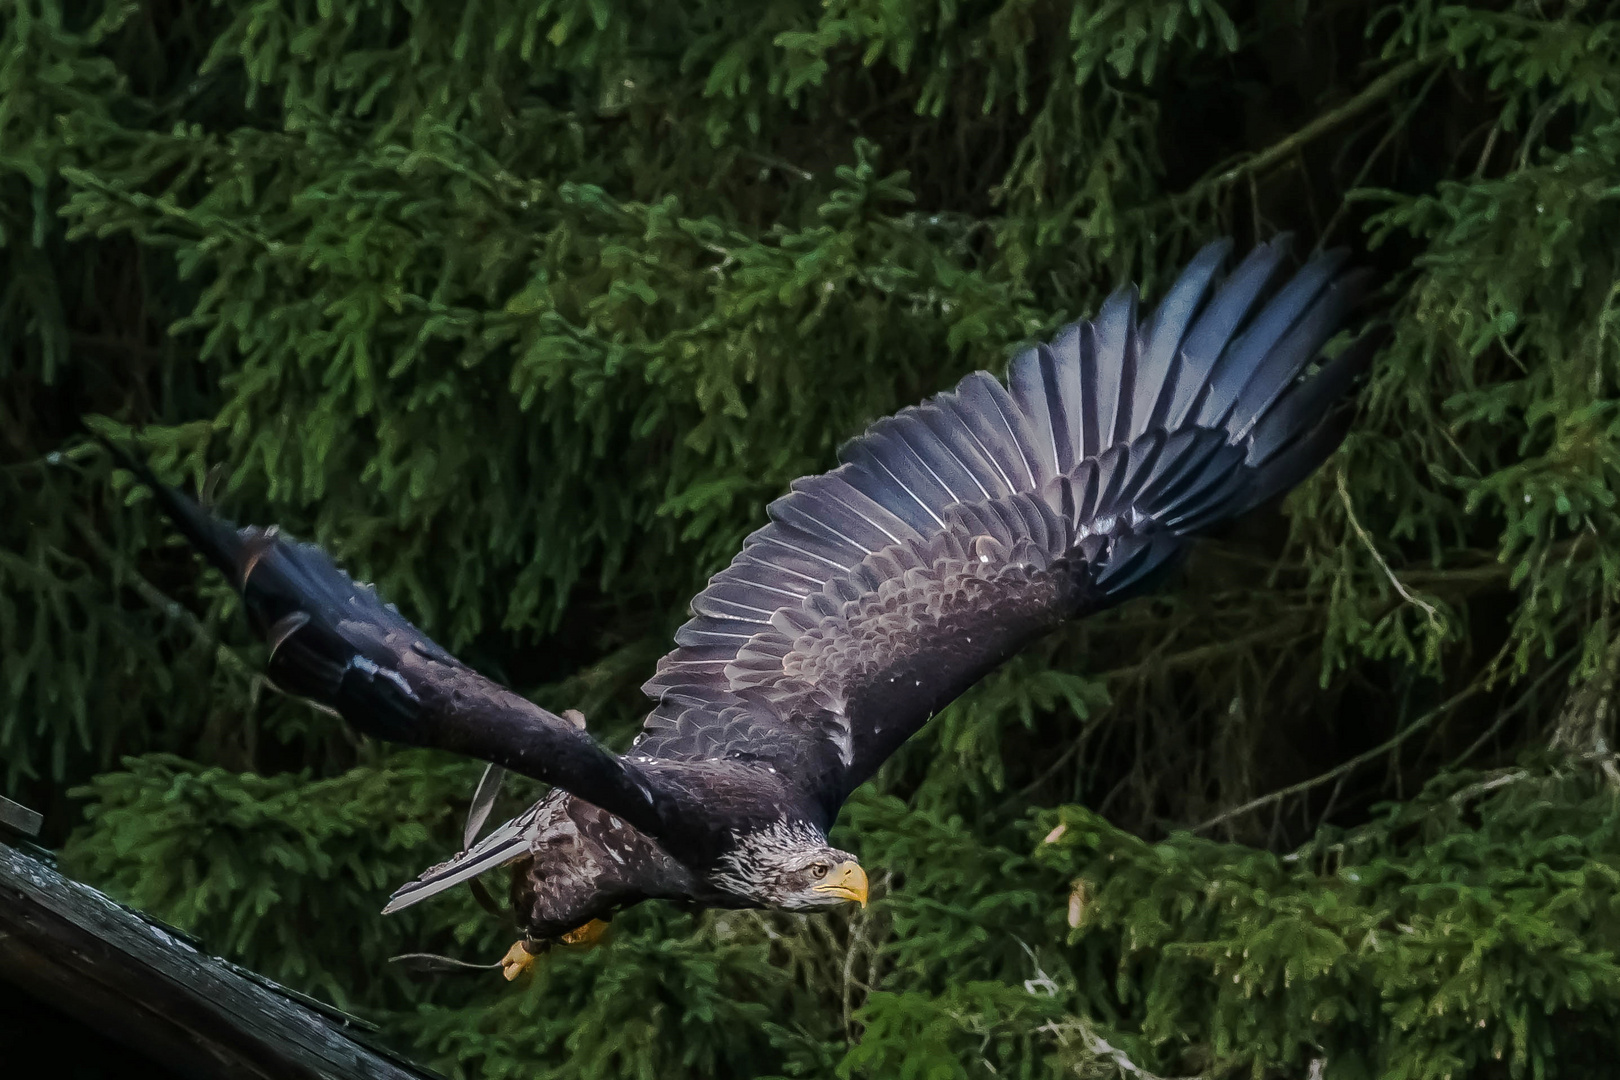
[560,917,610,948]
[499,939,537,981]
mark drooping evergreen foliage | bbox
[5,0,1620,1075]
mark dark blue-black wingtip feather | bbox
[93,431,246,587]
[97,432,433,735]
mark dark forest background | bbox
[5,0,1620,1076]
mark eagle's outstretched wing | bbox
[639,237,1374,815]
[104,447,669,844]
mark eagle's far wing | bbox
[638,236,1375,813]
[107,450,669,844]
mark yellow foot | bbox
[500,940,536,981]
[560,918,610,948]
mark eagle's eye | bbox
[809,861,829,878]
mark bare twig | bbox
[1190,661,1502,835]
[1450,646,1579,768]
[1446,750,1620,806]
[1176,54,1436,206]
[1321,65,1446,244]
[1337,471,1443,634]
[1094,622,1304,686]
[739,150,814,182]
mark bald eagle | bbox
[114,236,1372,978]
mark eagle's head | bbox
[713,821,869,911]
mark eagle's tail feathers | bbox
[383,815,530,914]
[464,763,507,849]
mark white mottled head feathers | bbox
[711,819,866,911]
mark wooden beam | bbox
[0,842,441,1080]
[0,796,42,838]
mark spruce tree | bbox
[4,1,1620,1076]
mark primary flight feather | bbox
[112,235,1373,976]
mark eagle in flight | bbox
[116,236,1371,979]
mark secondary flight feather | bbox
[110,236,1373,978]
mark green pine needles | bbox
[4,0,1620,1076]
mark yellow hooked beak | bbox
[812,860,869,907]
